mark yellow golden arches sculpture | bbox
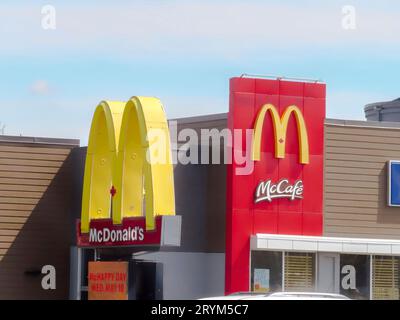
[80,97,175,234]
[252,104,309,164]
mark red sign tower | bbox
[225,76,326,294]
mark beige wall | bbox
[0,137,78,299]
[324,120,400,239]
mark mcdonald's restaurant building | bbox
[2,76,400,300]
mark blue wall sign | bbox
[388,161,400,206]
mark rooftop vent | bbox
[364,98,400,122]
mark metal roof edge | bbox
[325,118,400,129]
[0,135,80,146]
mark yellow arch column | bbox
[252,104,282,161]
[252,104,309,164]
[80,101,125,233]
[280,105,309,164]
[113,96,176,230]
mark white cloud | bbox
[30,80,51,95]
[0,2,399,58]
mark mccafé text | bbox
[254,179,303,203]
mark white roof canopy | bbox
[251,233,400,255]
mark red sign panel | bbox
[77,216,163,247]
[225,77,326,294]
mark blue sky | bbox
[1,1,399,145]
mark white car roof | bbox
[268,292,349,298]
[199,292,265,300]
[251,292,350,300]
[199,292,350,300]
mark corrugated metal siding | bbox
[324,124,400,239]
[0,141,77,299]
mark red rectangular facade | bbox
[225,77,326,294]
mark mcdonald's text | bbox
[89,226,144,244]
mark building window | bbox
[251,251,282,293]
[284,252,315,292]
[372,255,400,300]
[340,254,370,300]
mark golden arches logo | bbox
[252,104,309,164]
[80,96,175,234]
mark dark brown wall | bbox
[324,120,400,239]
[167,114,227,253]
[0,137,79,299]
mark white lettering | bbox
[341,265,356,290]
[89,228,98,242]
[88,227,146,244]
[41,5,56,30]
[255,179,303,203]
[103,228,110,242]
[41,265,56,290]
[110,230,116,242]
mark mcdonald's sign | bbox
[77,96,181,247]
[226,77,326,294]
[252,104,309,164]
[252,104,308,204]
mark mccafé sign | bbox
[77,96,181,248]
[226,76,326,294]
[255,179,304,203]
[252,102,308,204]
